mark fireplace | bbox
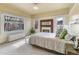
[40,19,53,33]
[42,27,51,32]
[43,30,49,32]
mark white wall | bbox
[33,15,69,33]
[24,17,32,35]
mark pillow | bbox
[59,29,67,39]
[65,34,73,41]
[56,28,63,37]
[71,36,76,41]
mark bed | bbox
[29,32,74,54]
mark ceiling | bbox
[11,3,74,15]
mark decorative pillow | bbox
[65,34,73,41]
[71,36,76,41]
[59,29,67,39]
[56,28,63,37]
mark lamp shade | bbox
[69,24,79,36]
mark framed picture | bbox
[35,20,38,29]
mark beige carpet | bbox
[0,38,56,55]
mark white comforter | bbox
[29,32,74,54]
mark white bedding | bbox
[29,32,74,54]
[31,32,56,38]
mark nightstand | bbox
[65,43,79,55]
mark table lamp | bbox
[69,19,79,49]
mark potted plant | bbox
[29,27,35,35]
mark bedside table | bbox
[65,43,79,55]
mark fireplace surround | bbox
[40,19,53,33]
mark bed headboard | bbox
[40,19,53,33]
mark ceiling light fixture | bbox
[33,3,39,10]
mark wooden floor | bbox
[0,38,58,55]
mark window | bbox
[57,17,63,25]
[4,15,24,31]
[57,17,64,30]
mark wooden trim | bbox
[40,25,52,27]
[40,19,53,22]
